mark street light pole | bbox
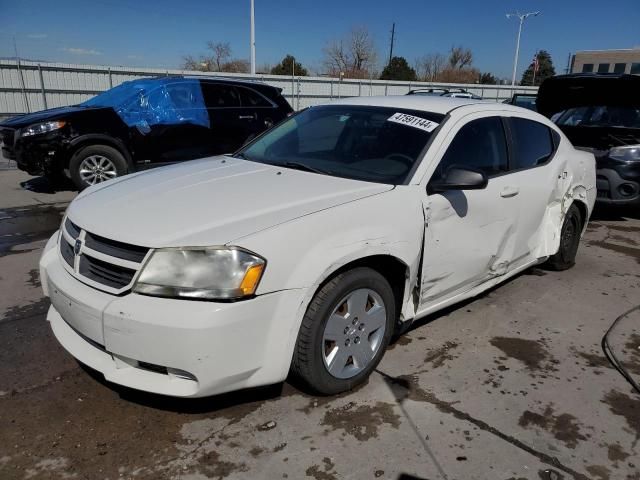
[506,11,539,87]
[250,0,256,75]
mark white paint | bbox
[39,96,596,397]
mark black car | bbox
[0,77,293,189]
[537,73,640,208]
[503,93,537,111]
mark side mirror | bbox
[429,166,488,192]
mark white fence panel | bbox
[0,59,538,118]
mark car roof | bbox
[325,95,491,115]
[137,75,281,93]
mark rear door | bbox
[503,116,565,267]
[236,86,280,141]
[200,81,248,154]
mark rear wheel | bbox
[545,203,582,271]
[69,144,128,191]
[291,267,395,395]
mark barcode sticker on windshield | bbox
[387,113,439,132]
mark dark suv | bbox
[0,77,293,189]
[537,73,640,208]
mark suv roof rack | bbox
[407,87,470,95]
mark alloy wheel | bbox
[78,155,117,185]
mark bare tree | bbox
[206,41,231,71]
[222,59,250,73]
[448,46,473,70]
[323,26,378,78]
[415,53,446,81]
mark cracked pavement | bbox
[0,168,639,480]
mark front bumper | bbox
[40,233,307,398]
[595,160,640,208]
[7,134,68,176]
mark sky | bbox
[2,0,639,79]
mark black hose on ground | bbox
[601,304,640,395]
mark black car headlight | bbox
[609,145,640,162]
[21,120,66,138]
[133,247,266,300]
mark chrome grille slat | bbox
[59,220,150,293]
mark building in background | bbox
[570,48,640,75]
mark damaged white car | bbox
[40,96,596,397]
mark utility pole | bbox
[388,22,395,66]
[250,0,256,75]
[506,11,540,87]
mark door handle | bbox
[238,115,255,120]
[500,186,520,198]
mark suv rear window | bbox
[201,83,240,108]
[510,118,554,169]
[238,87,272,107]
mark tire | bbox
[545,203,583,271]
[291,267,396,395]
[69,144,128,191]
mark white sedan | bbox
[39,95,596,397]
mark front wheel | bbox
[291,267,395,395]
[69,144,128,191]
[544,203,583,271]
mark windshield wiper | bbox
[233,152,251,160]
[281,161,331,175]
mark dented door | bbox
[419,178,519,309]
[417,114,519,310]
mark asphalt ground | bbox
[0,168,639,480]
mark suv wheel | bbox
[291,267,395,395]
[69,145,128,191]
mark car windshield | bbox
[80,80,148,108]
[554,106,640,128]
[236,105,444,184]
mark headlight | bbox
[609,145,640,162]
[133,247,265,300]
[21,120,66,137]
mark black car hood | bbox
[0,105,109,128]
[537,74,640,118]
[559,125,640,150]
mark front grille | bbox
[0,128,16,159]
[85,232,148,263]
[65,218,81,239]
[60,237,75,267]
[79,255,137,289]
[59,219,150,293]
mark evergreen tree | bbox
[270,55,308,76]
[521,50,555,86]
[380,56,417,81]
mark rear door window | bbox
[238,87,272,107]
[509,118,554,169]
[201,83,241,108]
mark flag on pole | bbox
[533,53,540,73]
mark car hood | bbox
[66,156,394,247]
[0,105,109,128]
[537,74,640,118]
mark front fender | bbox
[234,187,423,375]
[234,187,423,295]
